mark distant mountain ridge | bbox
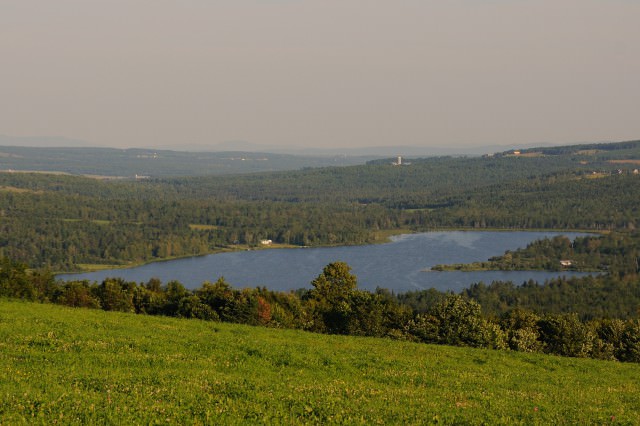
[0,145,381,177]
[1,133,578,156]
[1,133,631,158]
[140,140,563,156]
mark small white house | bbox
[260,239,273,245]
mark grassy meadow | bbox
[1,299,639,424]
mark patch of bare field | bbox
[0,186,43,194]
[608,159,640,165]
[0,169,127,180]
[518,152,544,157]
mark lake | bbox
[58,231,594,293]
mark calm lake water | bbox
[58,231,594,293]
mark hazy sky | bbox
[2,0,639,149]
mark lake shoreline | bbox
[57,227,602,276]
[57,230,598,293]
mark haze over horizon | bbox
[2,1,638,151]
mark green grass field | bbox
[1,300,639,424]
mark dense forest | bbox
[1,140,640,272]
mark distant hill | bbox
[0,133,573,157]
[0,146,382,177]
[1,136,635,177]
[152,141,564,157]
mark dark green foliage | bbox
[307,262,357,334]
[309,262,358,302]
[619,321,640,363]
[176,295,218,320]
[345,291,386,336]
[396,288,449,314]
[407,295,505,349]
[427,295,488,346]
[460,274,640,321]
[537,314,594,357]
[195,278,236,321]
[163,280,189,316]
[590,318,626,361]
[500,309,543,353]
[307,262,381,335]
[0,258,32,299]
[134,280,168,315]
[303,262,414,337]
[98,278,136,312]
[56,280,101,309]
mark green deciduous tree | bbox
[537,313,594,358]
[55,280,101,309]
[407,295,505,348]
[98,278,135,312]
[308,262,358,334]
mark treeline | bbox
[518,139,640,156]
[3,258,640,363]
[461,276,640,321]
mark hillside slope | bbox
[1,300,639,424]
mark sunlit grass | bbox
[1,299,639,424]
[585,173,609,179]
[608,159,640,165]
[74,263,126,271]
[188,224,220,231]
[61,218,112,225]
[0,186,43,194]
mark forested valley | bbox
[2,140,640,271]
[2,140,640,362]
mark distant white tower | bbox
[397,156,402,165]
